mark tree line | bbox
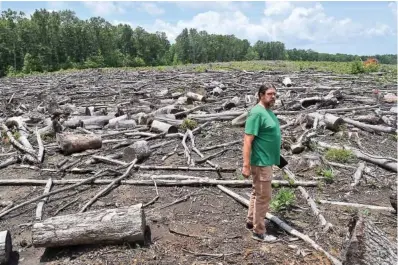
[0,8,396,77]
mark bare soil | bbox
[0,66,396,265]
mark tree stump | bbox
[56,133,102,155]
[32,204,149,248]
[0,230,11,265]
[123,140,151,162]
[342,213,397,265]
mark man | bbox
[242,83,281,242]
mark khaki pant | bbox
[246,166,273,235]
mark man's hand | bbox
[242,165,251,178]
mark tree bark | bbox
[342,213,397,265]
[0,230,11,265]
[56,133,102,155]
[32,204,149,248]
[123,140,151,162]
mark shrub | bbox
[270,188,296,212]
[180,119,198,130]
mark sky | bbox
[0,1,397,55]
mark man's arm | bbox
[243,134,254,168]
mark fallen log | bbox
[342,117,397,134]
[312,140,397,172]
[0,178,319,187]
[32,204,148,248]
[186,92,206,102]
[115,120,137,129]
[341,213,397,265]
[353,114,381,125]
[108,114,127,128]
[217,185,342,265]
[1,124,37,163]
[282,77,292,87]
[150,120,178,134]
[80,159,138,212]
[35,178,53,221]
[0,169,110,219]
[318,200,395,212]
[79,115,114,128]
[350,162,365,187]
[0,230,11,265]
[283,168,333,232]
[307,113,343,131]
[56,132,102,155]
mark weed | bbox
[270,188,296,212]
[325,148,353,163]
[180,119,198,130]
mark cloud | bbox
[146,2,394,47]
[389,2,397,17]
[46,1,69,11]
[83,1,131,16]
[139,3,164,16]
[174,1,252,12]
[264,1,293,16]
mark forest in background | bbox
[0,8,397,77]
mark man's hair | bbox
[257,83,276,101]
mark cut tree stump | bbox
[32,204,149,248]
[0,230,11,265]
[56,133,102,155]
[123,140,151,162]
[342,213,397,265]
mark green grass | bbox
[325,148,354,163]
[316,166,335,184]
[180,118,198,130]
[270,187,296,212]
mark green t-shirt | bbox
[244,104,281,167]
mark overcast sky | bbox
[1,1,397,55]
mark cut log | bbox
[108,115,127,128]
[79,115,114,128]
[150,120,178,134]
[0,178,318,187]
[186,92,205,102]
[282,77,292,87]
[32,204,149,248]
[219,96,240,111]
[231,111,249,127]
[0,230,12,265]
[115,120,137,129]
[153,105,182,116]
[342,117,397,134]
[318,200,395,212]
[123,140,151,162]
[341,213,397,265]
[307,113,343,131]
[63,116,93,128]
[56,133,102,155]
